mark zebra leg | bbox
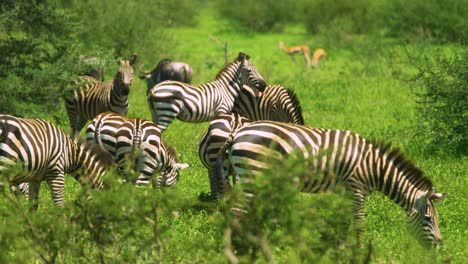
[150,102,181,132]
[28,181,41,211]
[45,174,65,207]
[353,191,366,245]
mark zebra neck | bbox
[369,150,429,213]
[113,79,130,96]
[72,143,103,188]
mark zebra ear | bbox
[176,163,190,170]
[425,187,446,202]
[129,54,138,66]
[236,52,250,62]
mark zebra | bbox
[214,120,445,247]
[0,114,112,209]
[86,112,190,188]
[65,54,137,138]
[198,84,304,199]
[147,52,267,133]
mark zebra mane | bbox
[285,88,305,125]
[215,59,239,79]
[164,142,178,162]
[373,141,433,190]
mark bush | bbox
[378,0,467,43]
[409,48,467,155]
[217,0,300,32]
[221,155,366,263]
[300,0,376,35]
[0,0,115,121]
[59,0,198,60]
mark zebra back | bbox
[216,120,445,246]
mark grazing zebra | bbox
[86,112,189,188]
[147,52,267,132]
[139,58,193,93]
[214,121,445,247]
[0,114,112,209]
[65,54,137,138]
[199,84,304,199]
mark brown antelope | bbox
[278,41,311,67]
[311,48,327,68]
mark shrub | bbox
[300,0,376,35]
[216,0,300,32]
[59,0,198,59]
[221,155,366,263]
[378,0,467,43]
[408,48,467,154]
[0,0,115,121]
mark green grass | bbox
[1,7,467,264]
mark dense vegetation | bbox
[0,0,466,263]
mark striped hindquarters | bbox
[86,112,189,188]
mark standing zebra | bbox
[0,114,112,209]
[86,112,190,188]
[65,54,137,138]
[199,84,304,199]
[214,121,445,246]
[147,52,266,132]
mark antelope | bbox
[311,48,326,68]
[279,41,311,67]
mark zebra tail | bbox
[94,117,105,150]
[212,132,235,198]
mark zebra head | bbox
[235,52,266,91]
[408,187,446,247]
[156,144,190,188]
[115,54,137,93]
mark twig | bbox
[224,227,239,264]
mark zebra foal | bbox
[214,121,445,247]
[86,112,189,188]
[147,52,266,132]
[199,84,304,199]
[0,114,112,209]
[65,54,137,138]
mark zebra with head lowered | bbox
[86,112,190,188]
[0,114,112,209]
[214,121,446,247]
[139,58,193,93]
[199,84,304,199]
[65,54,137,138]
[147,52,266,133]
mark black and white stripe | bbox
[86,112,189,188]
[65,54,137,137]
[0,114,111,209]
[199,84,304,198]
[147,52,266,132]
[215,121,445,246]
